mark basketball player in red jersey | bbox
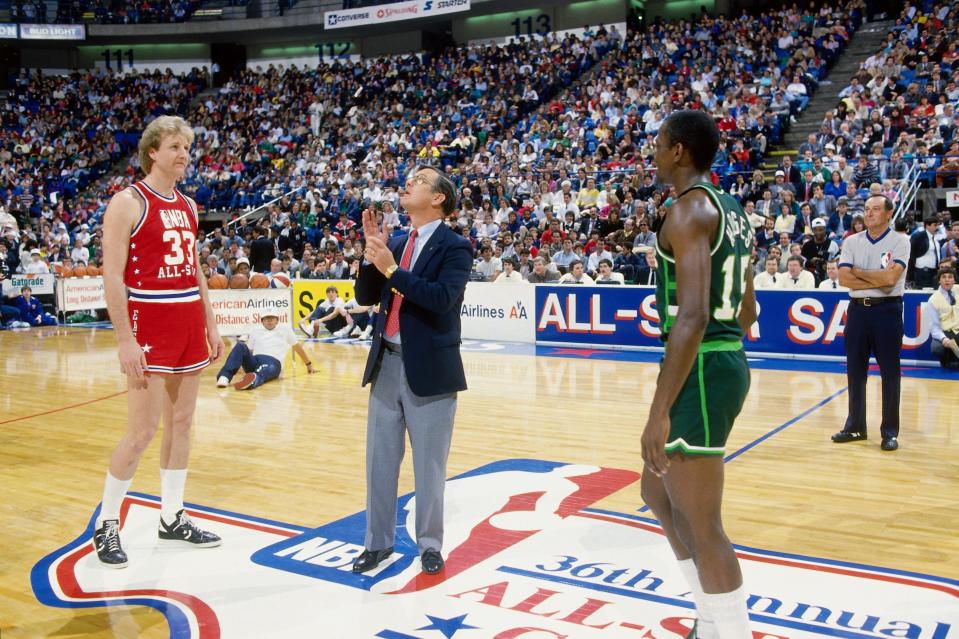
[93,116,225,567]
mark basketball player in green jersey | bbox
[640,110,757,639]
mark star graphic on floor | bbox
[416,614,478,638]
[141,344,153,353]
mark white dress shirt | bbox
[385,218,444,345]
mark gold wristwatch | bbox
[385,265,399,278]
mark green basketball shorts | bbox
[665,341,750,456]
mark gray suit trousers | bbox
[365,347,457,554]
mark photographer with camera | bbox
[801,218,839,284]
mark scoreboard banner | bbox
[533,285,937,364]
[325,0,470,30]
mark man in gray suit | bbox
[351,166,473,576]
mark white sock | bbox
[160,468,188,524]
[98,471,132,528]
[698,584,751,639]
[677,558,717,638]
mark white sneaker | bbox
[333,326,351,338]
[360,326,373,340]
[299,318,314,337]
[349,325,362,337]
[216,376,230,388]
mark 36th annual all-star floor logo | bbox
[32,460,959,638]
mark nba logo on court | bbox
[31,460,959,637]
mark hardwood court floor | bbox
[1,327,957,637]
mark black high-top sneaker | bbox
[93,519,128,568]
[158,509,222,547]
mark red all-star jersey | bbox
[125,181,201,302]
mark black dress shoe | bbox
[831,431,867,443]
[352,547,393,574]
[421,549,444,575]
[881,437,899,451]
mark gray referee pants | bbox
[364,346,457,554]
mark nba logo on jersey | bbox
[32,460,958,638]
[881,251,893,269]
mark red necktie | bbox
[384,228,418,337]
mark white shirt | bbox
[595,272,625,284]
[587,250,613,272]
[494,270,526,283]
[25,259,50,274]
[915,230,940,270]
[70,247,89,264]
[818,278,848,290]
[385,218,444,345]
[777,270,816,289]
[246,324,297,367]
[558,272,595,285]
[317,297,345,315]
[753,271,780,290]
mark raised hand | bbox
[362,208,388,245]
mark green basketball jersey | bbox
[654,182,754,344]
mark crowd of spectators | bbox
[8,1,246,24]
[17,0,951,330]
[747,0,959,291]
[0,67,207,285]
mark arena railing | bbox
[225,186,306,228]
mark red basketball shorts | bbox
[128,296,210,375]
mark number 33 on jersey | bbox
[125,181,201,291]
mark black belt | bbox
[383,341,402,354]
[850,296,902,307]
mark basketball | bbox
[58,267,73,278]
[86,266,101,276]
[73,265,88,277]
[208,273,229,289]
[250,273,270,288]
[270,273,291,288]
[229,273,249,289]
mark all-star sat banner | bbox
[324,0,470,30]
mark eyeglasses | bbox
[408,175,433,187]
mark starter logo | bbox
[32,460,958,638]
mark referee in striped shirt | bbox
[832,195,910,451]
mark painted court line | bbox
[0,391,127,426]
[725,386,849,463]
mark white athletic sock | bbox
[677,559,717,638]
[698,584,751,639]
[160,468,188,524]
[98,471,132,528]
